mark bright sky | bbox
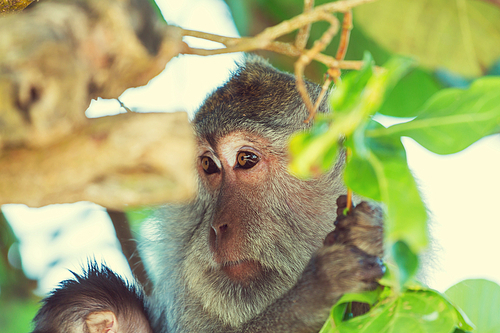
[2,0,500,297]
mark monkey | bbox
[32,262,152,333]
[142,56,385,332]
[32,56,385,333]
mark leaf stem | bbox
[366,110,499,138]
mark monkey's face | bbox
[183,129,341,325]
[198,131,277,284]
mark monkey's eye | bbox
[201,156,219,174]
[236,151,259,169]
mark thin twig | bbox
[295,0,315,50]
[117,98,132,113]
[346,149,353,212]
[295,13,339,122]
[181,29,241,46]
[316,0,376,13]
[305,74,333,123]
[302,9,354,122]
[178,0,377,63]
[346,188,353,212]
[335,10,353,61]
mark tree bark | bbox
[0,0,195,208]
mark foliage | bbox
[445,279,500,333]
[0,212,39,333]
[319,284,475,333]
[288,51,500,331]
[354,0,500,77]
[0,298,40,333]
[318,278,500,333]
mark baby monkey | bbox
[32,263,152,333]
[32,56,385,333]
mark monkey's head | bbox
[184,56,345,326]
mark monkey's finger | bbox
[335,195,348,219]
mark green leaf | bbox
[330,55,414,135]
[288,120,340,178]
[378,68,443,118]
[0,298,41,333]
[332,290,461,333]
[334,290,382,320]
[445,279,500,333]
[369,76,500,155]
[354,0,500,77]
[391,241,419,288]
[319,289,383,333]
[344,121,429,253]
[330,52,375,114]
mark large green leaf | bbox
[344,121,429,254]
[368,76,500,155]
[391,241,419,288]
[329,290,467,333]
[378,68,443,118]
[319,289,383,333]
[445,279,500,333]
[354,0,500,77]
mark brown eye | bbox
[237,151,259,169]
[201,156,219,174]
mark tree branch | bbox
[0,112,196,209]
[179,0,376,71]
[107,209,151,294]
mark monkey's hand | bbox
[315,195,385,296]
[315,244,385,296]
[324,195,384,258]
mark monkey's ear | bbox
[86,311,119,333]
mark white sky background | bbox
[2,0,500,296]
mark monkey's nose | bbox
[209,223,229,255]
[212,223,228,236]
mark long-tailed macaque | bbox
[32,56,385,333]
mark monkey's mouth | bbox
[221,259,262,283]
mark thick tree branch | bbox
[0,0,182,149]
[0,112,196,209]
